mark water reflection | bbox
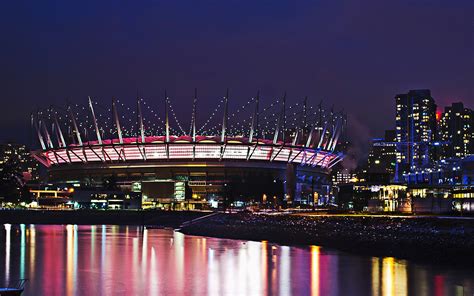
[311,245,320,296]
[370,257,408,296]
[4,224,11,284]
[0,225,473,296]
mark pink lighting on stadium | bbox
[30,92,345,170]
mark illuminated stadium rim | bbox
[32,135,341,169]
[31,93,346,170]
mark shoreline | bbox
[179,212,474,267]
[0,209,209,228]
[1,209,473,267]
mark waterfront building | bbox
[438,102,474,159]
[72,189,142,209]
[367,130,397,177]
[403,155,474,212]
[29,188,73,208]
[353,92,473,213]
[30,93,345,209]
[338,181,408,212]
[395,90,437,175]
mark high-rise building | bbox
[0,143,39,182]
[367,130,397,176]
[395,89,437,174]
[438,102,474,159]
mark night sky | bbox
[1,1,473,151]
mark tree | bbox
[0,157,30,202]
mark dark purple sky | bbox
[1,1,473,147]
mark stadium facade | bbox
[31,91,346,209]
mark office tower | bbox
[438,102,474,159]
[395,89,437,174]
[367,130,397,176]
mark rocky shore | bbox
[2,209,473,266]
[179,212,474,266]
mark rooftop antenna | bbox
[221,89,229,143]
[249,91,260,143]
[33,113,46,150]
[303,96,307,131]
[41,119,54,149]
[325,105,335,150]
[137,96,145,143]
[53,109,66,148]
[112,98,123,144]
[165,90,170,142]
[318,100,323,128]
[328,113,341,151]
[317,120,328,149]
[330,115,343,151]
[273,92,286,144]
[88,96,102,145]
[282,94,286,143]
[305,118,317,148]
[191,88,197,142]
[68,105,83,146]
[292,97,307,146]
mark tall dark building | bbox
[395,90,437,175]
[438,102,474,159]
[0,143,39,182]
[367,130,397,176]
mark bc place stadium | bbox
[30,91,346,210]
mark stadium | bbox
[30,91,346,209]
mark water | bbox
[0,224,472,296]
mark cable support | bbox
[197,99,225,134]
[167,98,186,135]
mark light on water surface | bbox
[0,225,472,296]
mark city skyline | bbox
[1,89,472,152]
[1,1,473,145]
[0,3,473,294]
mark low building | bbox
[403,156,474,213]
[366,184,408,212]
[30,188,73,208]
[72,189,142,209]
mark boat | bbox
[0,279,28,296]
